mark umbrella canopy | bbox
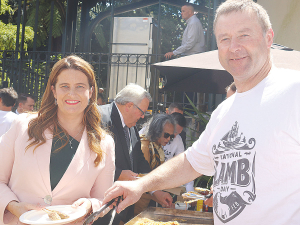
[152,46,300,94]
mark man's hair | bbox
[147,114,176,142]
[0,88,18,107]
[182,3,195,12]
[115,83,152,105]
[98,92,104,100]
[17,93,35,105]
[171,112,186,128]
[168,102,183,113]
[213,0,272,34]
[226,82,236,93]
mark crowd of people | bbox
[1,1,300,225]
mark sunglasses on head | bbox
[164,132,175,140]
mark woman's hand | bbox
[151,191,174,208]
[71,198,92,223]
[6,201,42,219]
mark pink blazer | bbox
[0,113,115,225]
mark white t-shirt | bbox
[163,135,194,192]
[186,67,300,224]
[0,111,18,137]
[163,135,185,161]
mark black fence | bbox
[1,51,207,112]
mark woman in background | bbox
[0,55,115,225]
[135,114,176,215]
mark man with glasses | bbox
[96,84,172,225]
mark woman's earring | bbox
[55,99,57,105]
[88,99,90,105]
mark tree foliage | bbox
[0,0,34,51]
[26,0,64,49]
[0,21,34,51]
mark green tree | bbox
[26,0,65,49]
[0,0,34,51]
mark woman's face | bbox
[156,122,175,146]
[51,69,93,118]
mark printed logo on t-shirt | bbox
[212,121,256,223]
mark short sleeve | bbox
[185,123,215,176]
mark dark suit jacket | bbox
[95,102,150,224]
[99,102,150,180]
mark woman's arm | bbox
[87,134,115,216]
[6,201,41,219]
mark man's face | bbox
[174,124,183,137]
[125,98,149,128]
[181,6,193,21]
[215,11,273,82]
[20,97,35,112]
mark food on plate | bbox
[194,187,210,195]
[137,173,147,178]
[182,191,206,203]
[133,218,179,225]
[43,208,70,220]
[46,211,61,221]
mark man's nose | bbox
[229,37,241,53]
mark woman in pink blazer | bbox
[0,56,115,225]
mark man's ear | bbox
[125,102,134,111]
[266,28,274,48]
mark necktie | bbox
[123,125,133,168]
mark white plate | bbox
[19,205,86,225]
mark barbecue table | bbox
[125,207,213,225]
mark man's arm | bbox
[103,152,201,213]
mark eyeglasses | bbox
[134,104,145,116]
[164,132,175,140]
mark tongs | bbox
[83,196,121,225]
[182,192,213,204]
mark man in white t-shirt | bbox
[15,93,35,114]
[103,1,300,224]
[163,112,194,192]
[0,88,18,137]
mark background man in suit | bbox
[96,83,173,225]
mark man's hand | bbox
[104,180,144,214]
[164,52,174,59]
[151,191,174,208]
[204,186,213,207]
[118,170,138,181]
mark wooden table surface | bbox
[125,207,214,225]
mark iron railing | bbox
[1,51,204,112]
